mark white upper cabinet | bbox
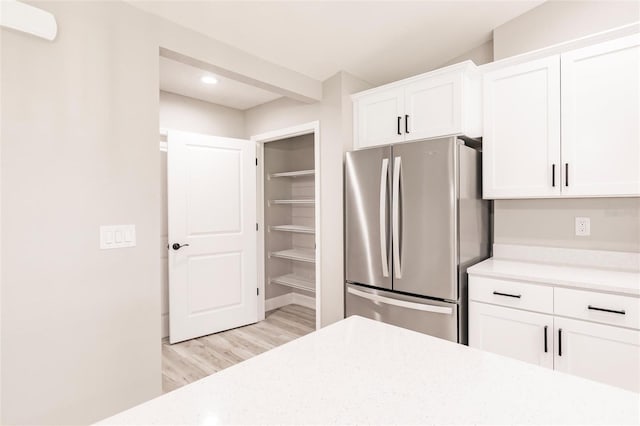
[482,33,640,199]
[561,34,640,197]
[403,73,463,140]
[355,86,405,147]
[483,57,561,199]
[352,62,481,150]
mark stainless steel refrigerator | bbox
[344,136,490,344]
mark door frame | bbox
[251,121,321,330]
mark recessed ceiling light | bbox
[201,75,218,85]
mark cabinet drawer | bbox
[469,276,553,313]
[555,288,640,330]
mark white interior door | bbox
[168,130,257,344]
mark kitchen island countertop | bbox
[99,316,639,425]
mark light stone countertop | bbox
[467,258,640,296]
[99,316,640,425]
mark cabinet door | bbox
[404,73,462,141]
[561,34,640,197]
[469,302,553,368]
[483,56,561,199]
[555,317,640,392]
[354,87,404,149]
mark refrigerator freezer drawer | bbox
[345,283,459,342]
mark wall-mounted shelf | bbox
[270,225,315,234]
[269,169,315,179]
[270,199,315,205]
[270,273,315,293]
[270,248,315,263]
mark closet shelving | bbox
[269,199,315,205]
[270,273,315,293]
[270,224,315,234]
[269,169,315,179]
[269,248,315,263]
[264,136,316,297]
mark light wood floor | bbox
[162,304,315,393]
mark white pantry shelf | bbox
[269,248,316,263]
[269,169,315,179]
[270,225,315,234]
[270,273,316,293]
[270,199,315,205]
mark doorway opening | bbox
[254,122,321,330]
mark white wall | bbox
[159,91,245,338]
[1,0,321,423]
[159,91,245,137]
[441,40,494,67]
[491,0,640,253]
[493,0,640,60]
[1,2,161,424]
[244,97,321,137]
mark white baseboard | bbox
[161,313,169,339]
[266,292,315,311]
[265,293,294,311]
[291,292,315,309]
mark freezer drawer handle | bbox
[587,305,626,315]
[492,291,521,299]
[379,158,390,277]
[347,287,453,315]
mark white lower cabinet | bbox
[554,317,640,393]
[469,275,640,392]
[469,303,553,368]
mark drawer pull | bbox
[587,305,626,315]
[492,291,521,299]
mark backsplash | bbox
[493,198,640,253]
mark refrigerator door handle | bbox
[347,287,453,315]
[392,156,402,278]
[379,158,389,277]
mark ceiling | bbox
[132,0,544,87]
[159,56,282,110]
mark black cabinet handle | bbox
[558,328,562,356]
[544,325,548,353]
[588,305,626,315]
[172,243,190,250]
[552,164,556,187]
[397,116,402,135]
[565,163,569,187]
[492,291,521,298]
[405,114,410,134]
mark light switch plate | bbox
[100,225,136,249]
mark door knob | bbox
[172,243,190,250]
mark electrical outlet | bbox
[575,217,590,237]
